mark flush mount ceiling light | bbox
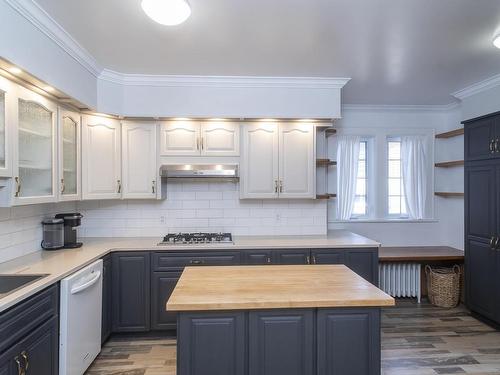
[494,34,500,49]
[141,0,191,26]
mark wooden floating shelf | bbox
[316,159,337,167]
[434,160,464,168]
[435,128,464,139]
[434,192,464,198]
[316,193,337,200]
[325,128,337,137]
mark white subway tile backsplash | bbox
[76,182,326,238]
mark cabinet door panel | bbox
[345,249,379,285]
[240,122,279,198]
[82,115,121,200]
[243,250,274,264]
[466,239,497,320]
[201,122,239,156]
[101,255,112,344]
[249,310,313,375]
[14,87,57,205]
[278,123,315,198]
[112,252,151,332]
[317,309,380,375]
[122,122,157,199]
[274,250,310,264]
[58,109,81,201]
[151,272,181,331]
[160,121,200,156]
[465,164,496,240]
[311,249,345,265]
[465,118,495,161]
[178,312,246,375]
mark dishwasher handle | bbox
[71,271,101,294]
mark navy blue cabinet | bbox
[464,112,500,327]
[178,312,246,375]
[243,250,273,264]
[101,254,112,344]
[345,248,379,285]
[317,308,380,375]
[151,271,182,331]
[112,252,151,332]
[249,310,314,375]
[275,249,310,264]
[0,285,59,375]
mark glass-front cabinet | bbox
[13,86,57,205]
[58,108,81,201]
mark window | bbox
[387,139,407,217]
[352,141,368,217]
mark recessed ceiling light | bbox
[141,0,191,26]
[9,67,22,74]
[494,34,500,49]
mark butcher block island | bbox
[167,265,394,375]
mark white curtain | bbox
[401,136,427,220]
[336,135,361,220]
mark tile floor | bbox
[86,301,500,375]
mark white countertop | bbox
[0,230,379,313]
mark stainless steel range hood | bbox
[160,164,239,179]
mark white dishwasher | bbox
[60,259,103,375]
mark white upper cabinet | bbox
[160,121,200,156]
[160,120,240,156]
[0,77,16,179]
[58,108,81,201]
[240,122,316,199]
[122,121,157,199]
[82,115,121,200]
[13,86,57,205]
[278,123,315,198]
[200,121,239,156]
[240,122,279,199]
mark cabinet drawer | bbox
[153,251,241,270]
[0,284,58,354]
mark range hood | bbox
[160,164,239,179]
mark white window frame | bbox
[350,138,373,219]
[386,137,409,219]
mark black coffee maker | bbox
[55,213,83,248]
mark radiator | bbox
[378,263,421,303]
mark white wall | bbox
[328,105,465,249]
[0,202,76,263]
[460,85,500,121]
[78,181,327,237]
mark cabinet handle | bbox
[279,180,283,193]
[15,356,24,375]
[61,178,65,193]
[274,180,278,193]
[190,259,203,265]
[152,180,156,194]
[495,236,500,250]
[490,139,496,153]
[196,137,200,150]
[266,256,271,264]
[312,255,316,264]
[306,255,310,264]
[495,139,499,153]
[490,236,496,249]
[117,180,122,194]
[201,137,204,150]
[14,176,21,197]
[21,351,28,371]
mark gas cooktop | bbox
[158,232,233,245]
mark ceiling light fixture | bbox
[43,86,54,92]
[494,34,500,49]
[141,0,191,26]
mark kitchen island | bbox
[167,265,394,375]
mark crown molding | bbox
[5,0,102,77]
[452,73,500,100]
[342,102,460,112]
[99,69,351,89]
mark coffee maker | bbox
[55,213,83,248]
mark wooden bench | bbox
[379,246,464,262]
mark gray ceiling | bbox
[35,0,500,105]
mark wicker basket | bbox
[425,265,461,308]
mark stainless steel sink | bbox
[0,274,48,298]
